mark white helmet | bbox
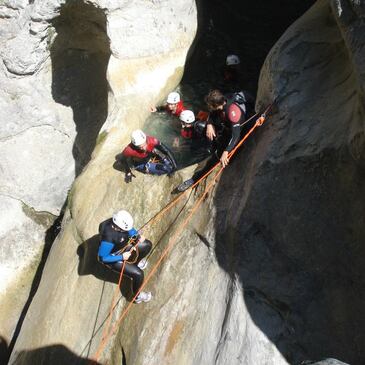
[112,210,134,231]
[131,129,146,146]
[166,92,180,104]
[226,54,240,66]
[179,110,195,124]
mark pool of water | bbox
[143,84,211,170]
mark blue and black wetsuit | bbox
[98,218,152,294]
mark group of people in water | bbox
[98,54,255,304]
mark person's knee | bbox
[143,239,152,251]
[110,261,123,272]
[133,268,144,286]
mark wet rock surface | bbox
[4,0,365,365]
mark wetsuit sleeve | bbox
[98,241,123,263]
[225,123,241,152]
[128,228,141,241]
[194,121,206,136]
[207,111,220,127]
[156,105,166,112]
[128,228,138,236]
[120,155,133,174]
[153,143,177,170]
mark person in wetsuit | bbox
[179,110,207,140]
[150,91,186,117]
[98,210,152,303]
[221,54,244,94]
[121,129,177,183]
[174,109,211,154]
[173,89,255,193]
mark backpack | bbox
[225,91,255,117]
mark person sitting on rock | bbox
[121,129,177,183]
[150,91,185,117]
[173,89,255,193]
[98,210,152,304]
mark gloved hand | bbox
[125,172,136,183]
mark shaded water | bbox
[143,84,211,169]
[144,0,315,173]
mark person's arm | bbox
[194,121,207,137]
[206,113,217,140]
[129,228,147,245]
[150,104,167,112]
[156,105,166,112]
[220,104,242,167]
[226,124,241,153]
[98,241,124,263]
[121,155,136,183]
[128,227,140,240]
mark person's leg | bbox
[135,239,152,262]
[134,162,147,173]
[146,160,173,175]
[107,261,123,273]
[173,153,219,193]
[191,153,220,182]
[123,263,144,295]
[107,260,151,302]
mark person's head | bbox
[226,54,240,66]
[131,129,147,151]
[179,110,195,128]
[166,92,180,112]
[205,90,225,111]
[112,210,133,231]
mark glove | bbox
[125,172,136,183]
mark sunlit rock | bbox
[1,0,197,351]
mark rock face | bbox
[0,0,197,351]
[5,0,365,365]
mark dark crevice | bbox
[7,210,64,364]
[179,0,365,364]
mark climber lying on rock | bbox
[98,210,152,304]
[120,129,177,183]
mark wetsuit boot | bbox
[134,291,152,304]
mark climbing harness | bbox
[91,101,275,363]
[115,236,140,264]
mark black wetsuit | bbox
[98,218,152,294]
[190,92,256,182]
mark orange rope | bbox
[91,105,272,363]
[93,157,226,364]
[140,111,262,231]
[98,261,126,348]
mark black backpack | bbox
[225,91,255,117]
